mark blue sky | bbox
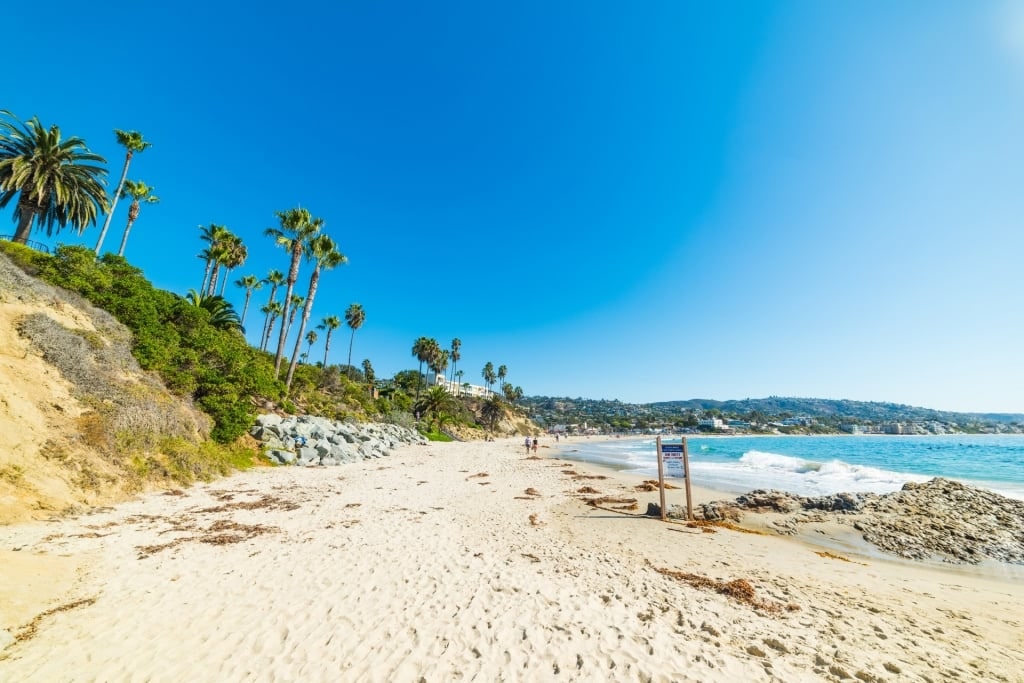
[4,1,1024,412]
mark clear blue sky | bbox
[5,1,1024,413]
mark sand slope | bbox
[2,439,1022,682]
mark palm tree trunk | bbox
[285,269,321,391]
[262,316,277,352]
[95,152,131,255]
[200,260,214,294]
[323,330,333,367]
[207,267,220,297]
[219,269,231,296]
[241,291,253,326]
[12,203,36,244]
[116,218,135,257]
[274,246,302,375]
[346,329,356,379]
[260,286,277,350]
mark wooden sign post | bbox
[656,437,694,521]
[655,436,667,521]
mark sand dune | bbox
[2,438,1022,682]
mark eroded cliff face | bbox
[0,253,207,524]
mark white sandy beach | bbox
[2,437,1022,682]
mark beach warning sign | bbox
[656,437,694,522]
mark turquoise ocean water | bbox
[555,434,1024,500]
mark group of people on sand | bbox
[524,436,538,454]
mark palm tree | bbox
[115,179,158,257]
[497,364,508,392]
[362,359,375,387]
[304,330,318,362]
[449,338,461,387]
[344,303,365,379]
[411,337,431,399]
[259,269,286,348]
[184,289,242,332]
[234,274,262,326]
[285,233,346,390]
[482,362,496,394]
[317,315,342,367]
[429,349,449,390]
[217,234,247,297]
[0,112,109,244]
[455,370,464,396]
[415,386,456,432]
[197,224,230,293]
[260,300,283,352]
[481,395,505,433]
[266,207,321,375]
[94,129,151,255]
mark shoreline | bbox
[2,437,1023,681]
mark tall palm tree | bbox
[362,359,375,387]
[497,364,508,392]
[94,129,151,255]
[285,233,346,390]
[455,369,464,396]
[482,362,496,394]
[424,339,443,387]
[234,274,262,327]
[317,315,342,367]
[260,300,283,352]
[197,223,230,293]
[115,179,158,257]
[411,337,433,399]
[304,330,318,362]
[265,207,321,375]
[449,338,461,387]
[344,303,366,379]
[259,269,286,349]
[0,112,109,244]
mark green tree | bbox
[361,358,375,386]
[285,233,346,391]
[0,112,109,244]
[94,129,151,255]
[497,364,508,391]
[115,179,159,257]
[344,303,365,379]
[284,293,304,347]
[184,289,243,332]
[317,315,342,367]
[216,234,247,297]
[234,274,262,327]
[481,395,504,432]
[415,386,456,432]
[265,207,321,375]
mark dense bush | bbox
[11,245,282,442]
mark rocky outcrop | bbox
[675,478,1024,565]
[251,414,426,466]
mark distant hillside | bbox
[648,397,1024,425]
[520,394,1024,433]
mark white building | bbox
[431,373,493,398]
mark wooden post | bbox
[656,436,667,521]
[682,437,694,521]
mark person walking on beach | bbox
[532,437,539,454]
[525,436,531,454]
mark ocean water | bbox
[555,434,1024,500]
